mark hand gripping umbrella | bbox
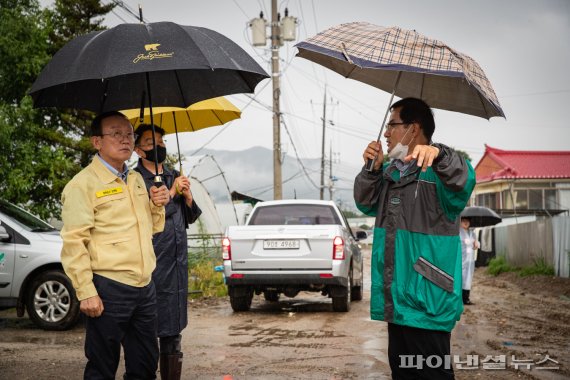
[120,96,241,173]
[460,206,502,228]
[30,21,268,184]
[296,22,505,170]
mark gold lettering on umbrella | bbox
[133,45,174,63]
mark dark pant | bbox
[159,334,182,354]
[388,323,454,380]
[84,274,159,380]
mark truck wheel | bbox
[230,292,253,312]
[263,290,280,302]
[332,273,351,312]
[351,284,363,301]
[25,270,80,331]
[351,268,363,301]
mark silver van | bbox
[0,199,80,330]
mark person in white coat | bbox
[460,217,479,305]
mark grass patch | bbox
[187,248,227,298]
[518,258,555,277]
[486,256,555,277]
[487,256,515,276]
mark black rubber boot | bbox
[463,290,472,305]
[159,352,183,380]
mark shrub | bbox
[518,258,555,277]
[487,256,515,276]
[188,256,227,298]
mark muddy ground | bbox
[1,248,569,379]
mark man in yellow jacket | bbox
[60,111,170,379]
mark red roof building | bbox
[473,145,570,216]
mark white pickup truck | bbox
[222,199,366,312]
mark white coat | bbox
[460,228,478,290]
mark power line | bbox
[108,0,148,22]
[281,116,321,189]
[231,0,251,20]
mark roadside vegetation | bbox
[187,255,226,298]
[487,256,555,277]
[187,220,227,298]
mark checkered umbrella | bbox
[296,22,505,120]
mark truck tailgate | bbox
[227,225,339,270]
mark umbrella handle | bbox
[365,71,402,172]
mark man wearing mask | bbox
[134,124,202,380]
[354,98,475,379]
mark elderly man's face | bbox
[92,115,135,168]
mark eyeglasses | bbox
[384,122,410,133]
[100,132,138,142]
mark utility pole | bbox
[271,0,282,200]
[320,86,326,200]
[249,4,297,200]
[329,145,333,200]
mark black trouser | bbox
[84,274,159,380]
[388,323,454,380]
[159,334,182,354]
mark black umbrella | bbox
[460,206,502,228]
[30,21,268,181]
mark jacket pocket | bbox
[413,256,454,293]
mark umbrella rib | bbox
[174,70,189,108]
[100,80,110,114]
[184,109,196,132]
[213,110,225,126]
[475,86,490,119]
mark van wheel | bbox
[230,292,253,312]
[25,270,80,331]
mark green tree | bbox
[0,0,115,219]
[0,0,51,104]
[46,0,116,168]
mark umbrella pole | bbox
[145,72,162,186]
[365,72,402,172]
[172,111,183,175]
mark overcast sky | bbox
[41,0,570,185]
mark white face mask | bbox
[388,126,414,161]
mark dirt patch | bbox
[1,252,569,379]
[452,268,570,380]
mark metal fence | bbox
[494,215,570,278]
[187,233,222,261]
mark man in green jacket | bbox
[354,98,475,379]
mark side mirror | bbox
[355,230,367,241]
[0,226,10,242]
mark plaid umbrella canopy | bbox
[296,22,505,120]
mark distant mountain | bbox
[181,146,359,211]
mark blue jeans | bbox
[84,274,158,380]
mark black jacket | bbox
[135,160,202,337]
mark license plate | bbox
[263,239,300,249]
